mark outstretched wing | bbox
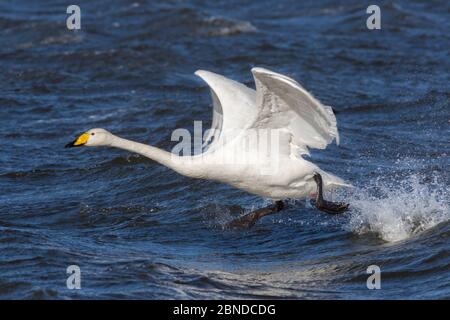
[251,67,339,156]
[195,70,256,151]
[195,68,340,156]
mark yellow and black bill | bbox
[65,132,89,148]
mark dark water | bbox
[0,0,449,299]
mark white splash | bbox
[346,174,449,242]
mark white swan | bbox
[67,67,351,228]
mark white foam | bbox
[346,173,449,242]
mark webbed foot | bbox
[312,173,349,214]
[225,201,284,229]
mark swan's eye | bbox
[91,133,95,136]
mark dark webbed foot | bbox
[225,201,284,229]
[312,173,349,214]
[313,199,349,214]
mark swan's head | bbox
[65,128,113,148]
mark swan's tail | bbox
[320,170,353,190]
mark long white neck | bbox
[109,135,203,178]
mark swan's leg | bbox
[225,201,284,229]
[312,173,349,214]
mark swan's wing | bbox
[251,67,339,156]
[201,87,223,148]
[195,70,256,150]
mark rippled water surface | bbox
[0,0,449,299]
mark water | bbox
[0,0,449,299]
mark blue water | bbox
[0,0,449,299]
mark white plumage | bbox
[67,67,351,201]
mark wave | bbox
[201,16,257,36]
